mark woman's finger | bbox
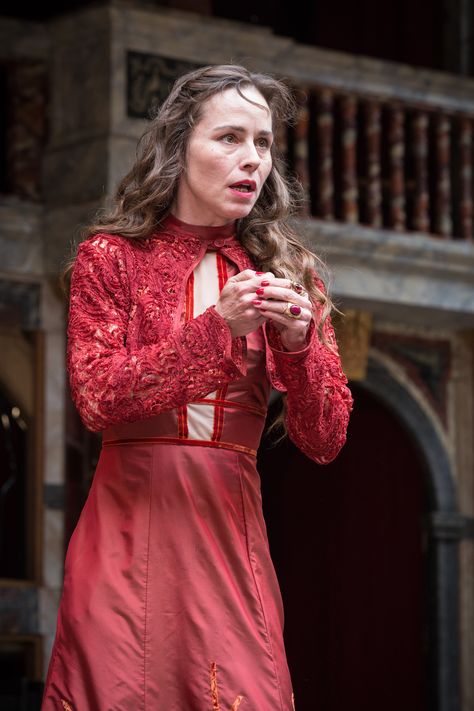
[259,311,311,333]
[253,285,312,310]
[256,301,312,325]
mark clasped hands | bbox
[214,269,313,352]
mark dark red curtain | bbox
[258,384,427,711]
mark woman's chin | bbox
[222,203,255,221]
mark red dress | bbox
[42,215,352,711]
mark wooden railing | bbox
[283,85,474,241]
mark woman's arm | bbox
[67,235,245,432]
[263,305,353,465]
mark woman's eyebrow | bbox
[213,124,274,137]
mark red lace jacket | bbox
[67,219,353,464]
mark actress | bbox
[42,64,353,711]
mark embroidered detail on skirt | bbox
[210,661,244,710]
[60,700,74,711]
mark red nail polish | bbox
[252,299,262,306]
[255,271,265,275]
[256,288,265,295]
[260,280,271,286]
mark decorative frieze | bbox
[127,51,200,119]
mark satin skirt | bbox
[42,437,295,710]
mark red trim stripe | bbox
[212,254,229,441]
[102,437,257,457]
[177,405,188,439]
[185,271,194,322]
[216,252,228,292]
[177,271,195,438]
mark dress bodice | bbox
[102,220,271,455]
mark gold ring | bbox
[284,302,303,319]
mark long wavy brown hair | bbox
[67,64,337,435]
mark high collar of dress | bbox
[160,213,237,248]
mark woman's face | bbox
[173,85,273,226]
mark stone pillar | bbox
[39,279,67,675]
[43,5,112,275]
[40,4,114,673]
[452,332,474,711]
[427,513,463,711]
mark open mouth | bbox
[229,181,256,193]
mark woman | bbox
[42,64,353,711]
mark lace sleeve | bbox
[263,292,353,464]
[67,235,245,432]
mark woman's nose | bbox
[240,141,261,170]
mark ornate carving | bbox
[127,51,200,119]
[332,309,372,381]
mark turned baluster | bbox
[364,100,382,228]
[388,106,406,231]
[458,116,473,241]
[434,114,452,237]
[412,111,430,233]
[315,89,334,220]
[293,91,311,216]
[340,94,359,224]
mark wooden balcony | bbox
[284,75,473,241]
[256,45,474,327]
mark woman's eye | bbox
[221,134,236,143]
[256,137,270,149]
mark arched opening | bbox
[258,381,429,711]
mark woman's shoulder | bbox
[75,232,152,270]
[70,233,136,303]
[78,232,133,256]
